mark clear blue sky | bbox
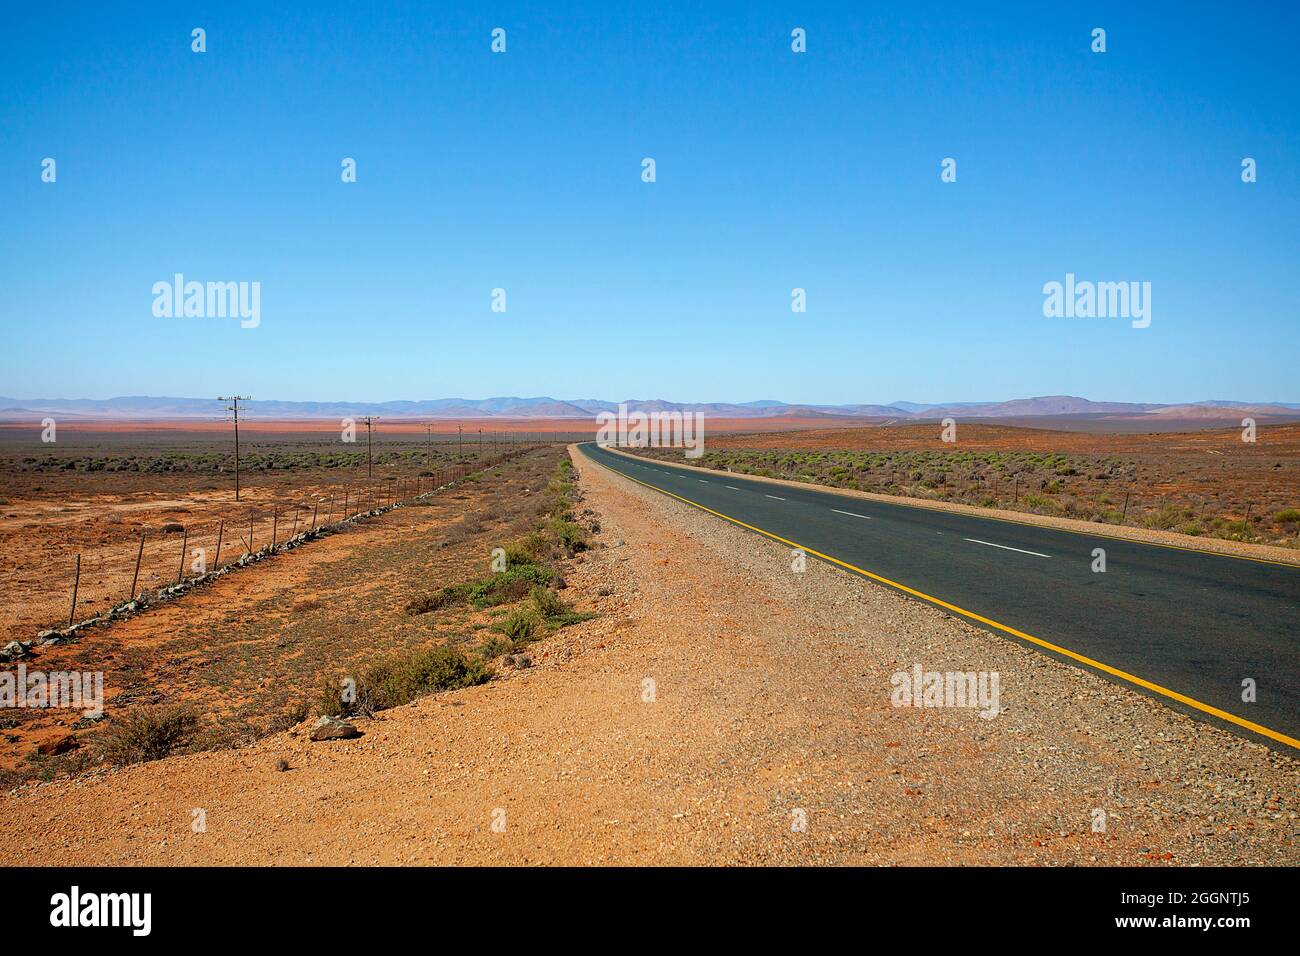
[2,1,1297,405]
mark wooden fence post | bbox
[214,520,224,569]
[130,531,145,601]
[69,554,81,625]
[177,528,188,583]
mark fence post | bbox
[272,510,278,548]
[69,554,81,626]
[248,511,254,554]
[130,531,145,601]
[1121,492,1131,525]
[311,500,319,530]
[177,528,188,583]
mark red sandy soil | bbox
[0,444,525,646]
[0,446,566,772]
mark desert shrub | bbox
[1141,505,1184,531]
[328,646,493,717]
[312,673,353,718]
[506,530,551,564]
[475,634,513,658]
[467,564,553,607]
[493,606,544,645]
[546,516,587,553]
[405,585,469,615]
[265,700,311,734]
[532,585,570,619]
[530,585,592,628]
[1221,519,1251,540]
[1274,508,1300,524]
[0,766,25,789]
[95,704,200,765]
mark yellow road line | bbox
[584,446,1300,751]
[601,446,1300,570]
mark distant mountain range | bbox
[1,395,1298,422]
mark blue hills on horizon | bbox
[1,394,1298,421]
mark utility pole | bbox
[424,423,434,468]
[478,428,483,459]
[359,416,380,479]
[458,424,463,461]
[218,395,251,501]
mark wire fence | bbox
[38,446,540,639]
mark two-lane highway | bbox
[579,442,1300,750]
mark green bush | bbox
[329,646,493,717]
[493,606,543,645]
[475,634,513,658]
[467,564,553,607]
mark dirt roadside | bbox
[0,446,1294,865]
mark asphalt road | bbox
[579,442,1300,750]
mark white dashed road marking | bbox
[963,538,1051,558]
[832,509,872,519]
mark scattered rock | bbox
[505,654,533,669]
[276,758,290,772]
[0,641,32,662]
[35,734,78,756]
[309,715,361,741]
[159,521,185,534]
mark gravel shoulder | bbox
[1,445,1294,865]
